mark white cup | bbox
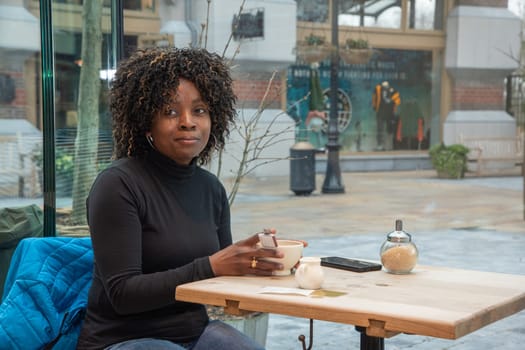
[258,239,304,276]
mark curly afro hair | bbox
[110,47,237,165]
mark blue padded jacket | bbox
[0,237,93,350]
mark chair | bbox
[0,237,93,349]
[0,204,43,297]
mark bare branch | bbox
[204,0,303,206]
[223,0,246,60]
[496,46,520,64]
[198,23,206,47]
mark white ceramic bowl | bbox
[259,239,304,276]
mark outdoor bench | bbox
[459,134,523,176]
[0,132,40,197]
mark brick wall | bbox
[452,82,505,110]
[10,71,26,108]
[232,71,284,110]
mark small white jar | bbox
[295,257,325,289]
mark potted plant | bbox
[295,33,333,63]
[340,38,375,65]
[206,305,269,347]
[428,143,470,179]
[346,38,369,49]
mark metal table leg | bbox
[298,319,314,350]
[355,326,385,350]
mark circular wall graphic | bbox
[321,88,352,133]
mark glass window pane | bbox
[0,0,120,235]
[51,2,113,233]
[6,1,516,238]
[55,0,150,11]
[408,0,444,30]
[0,2,43,208]
[296,0,329,23]
[340,0,402,29]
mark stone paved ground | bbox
[228,170,525,350]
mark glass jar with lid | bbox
[380,220,418,274]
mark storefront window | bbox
[288,49,433,152]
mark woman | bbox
[77,47,284,350]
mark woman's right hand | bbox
[209,230,284,276]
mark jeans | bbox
[105,320,265,350]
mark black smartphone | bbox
[320,256,382,273]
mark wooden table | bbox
[176,264,525,349]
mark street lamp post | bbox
[322,0,345,193]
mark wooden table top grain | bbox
[176,264,525,340]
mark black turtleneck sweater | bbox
[77,150,231,349]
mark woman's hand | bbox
[209,229,284,276]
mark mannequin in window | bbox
[372,81,400,151]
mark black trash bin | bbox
[0,204,43,297]
[290,141,316,195]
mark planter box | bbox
[340,48,375,65]
[295,43,332,63]
[207,306,269,347]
